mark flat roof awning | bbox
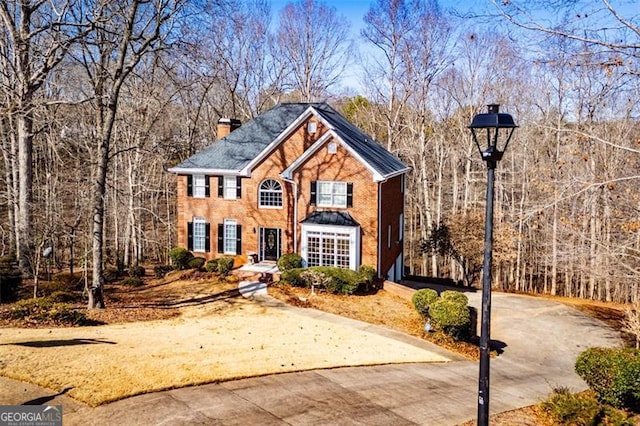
[301,211,360,227]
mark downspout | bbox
[401,173,406,281]
[377,181,382,279]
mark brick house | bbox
[168,103,409,280]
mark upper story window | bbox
[310,181,353,208]
[259,179,283,208]
[218,176,241,200]
[187,175,209,198]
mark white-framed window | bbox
[307,121,317,134]
[317,181,347,208]
[301,224,360,270]
[193,175,206,198]
[223,176,237,200]
[259,179,283,208]
[223,219,237,254]
[193,217,207,252]
[327,142,337,154]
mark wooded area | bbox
[1,0,638,306]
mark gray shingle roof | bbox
[170,102,409,179]
[301,211,360,227]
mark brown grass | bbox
[0,273,451,406]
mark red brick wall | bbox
[378,175,404,278]
[175,113,404,276]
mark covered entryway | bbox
[259,227,281,261]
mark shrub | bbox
[129,265,146,278]
[8,298,88,325]
[153,265,173,278]
[168,247,193,270]
[412,289,438,318]
[300,269,331,291]
[441,290,469,306]
[358,265,377,292]
[280,268,306,287]
[0,255,22,303]
[217,257,235,277]
[205,259,219,273]
[188,257,206,270]
[277,253,303,271]
[575,347,640,411]
[122,277,144,287]
[429,298,471,340]
[540,388,635,426]
[310,266,360,295]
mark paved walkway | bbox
[0,286,621,425]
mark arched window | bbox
[259,179,283,208]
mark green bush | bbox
[575,347,640,411]
[168,247,193,270]
[0,255,22,303]
[540,388,635,426]
[122,277,144,287]
[205,259,219,273]
[280,268,306,287]
[358,265,377,291]
[277,253,303,271]
[441,290,469,306]
[412,289,439,317]
[8,298,88,325]
[188,257,206,270]
[153,265,173,278]
[217,257,234,277]
[129,265,146,278]
[429,298,471,340]
[309,266,360,295]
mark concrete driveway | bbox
[1,289,621,425]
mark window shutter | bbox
[217,223,224,253]
[204,176,210,197]
[236,225,242,255]
[187,222,193,251]
[205,223,211,252]
[347,183,353,208]
[218,176,223,198]
[310,181,317,206]
[236,176,242,198]
[187,175,193,197]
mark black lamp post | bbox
[468,104,517,426]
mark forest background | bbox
[1,0,639,307]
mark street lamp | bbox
[468,104,517,426]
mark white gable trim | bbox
[280,129,385,182]
[239,106,319,176]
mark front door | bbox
[260,228,281,261]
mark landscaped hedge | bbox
[188,257,206,270]
[429,298,472,340]
[357,265,378,292]
[277,253,303,271]
[575,347,640,411]
[122,277,144,287]
[441,290,469,306]
[128,265,146,278]
[168,247,193,270]
[412,288,438,318]
[153,265,173,278]
[540,387,634,425]
[217,257,234,277]
[280,266,364,295]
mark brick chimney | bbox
[217,118,241,139]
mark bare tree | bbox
[276,0,352,101]
[74,0,184,308]
[0,1,88,273]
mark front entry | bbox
[259,227,281,261]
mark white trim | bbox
[192,217,206,253]
[192,174,206,198]
[168,167,248,176]
[223,218,238,255]
[300,223,360,270]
